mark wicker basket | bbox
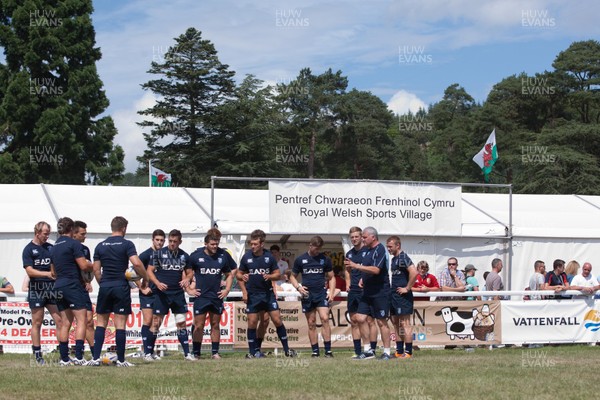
[473,325,494,341]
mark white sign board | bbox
[269,181,462,235]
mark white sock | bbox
[364,345,371,352]
[384,348,391,355]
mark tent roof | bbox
[1,184,599,238]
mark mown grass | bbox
[0,345,596,400]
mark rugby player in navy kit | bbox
[237,229,296,358]
[386,236,417,359]
[73,220,95,355]
[146,229,194,361]
[50,217,94,366]
[187,232,234,359]
[344,226,392,360]
[289,236,335,357]
[138,229,165,361]
[345,226,378,358]
[22,221,62,365]
[88,216,147,367]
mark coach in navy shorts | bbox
[345,226,393,360]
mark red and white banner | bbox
[0,302,234,346]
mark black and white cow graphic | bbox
[435,306,478,340]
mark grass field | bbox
[0,345,596,400]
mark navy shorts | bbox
[246,291,279,314]
[301,289,329,313]
[96,284,132,315]
[84,292,93,312]
[139,291,154,310]
[154,289,187,315]
[55,281,90,312]
[390,291,414,316]
[357,294,390,319]
[193,297,223,315]
[27,281,57,308]
[347,290,362,314]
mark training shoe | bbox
[324,351,334,358]
[116,360,135,367]
[72,358,88,366]
[35,357,46,366]
[399,353,412,359]
[211,353,221,360]
[253,351,266,358]
[311,352,320,358]
[59,359,73,367]
[143,353,155,362]
[353,351,375,360]
[285,349,298,358]
[152,353,161,360]
[87,359,101,367]
[245,353,254,359]
[184,353,197,361]
[394,351,404,358]
[379,353,391,361]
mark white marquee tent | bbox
[1,183,600,294]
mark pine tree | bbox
[137,27,236,187]
[0,0,123,184]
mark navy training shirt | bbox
[238,249,277,293]
[51,235,86,288]
[189,248,232,299]
[150,246,190,291]
[93,235,138,288]
[390,251,414,290]
[22,241,53,284]
[292,251,333,292]
[346,246,367,292]
[361,242,390,297]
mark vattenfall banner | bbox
[268,181,462,235]
[501,300,600,344]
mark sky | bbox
[88,0,600,172]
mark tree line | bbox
[1,2,599,193]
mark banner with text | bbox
[0,302,234,347]
[501,300,600,344]
[269,181,462,235]
[232,301,501,349]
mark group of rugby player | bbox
[23,218,416,365]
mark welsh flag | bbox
[150,166,172,187]
[472,129,498,182]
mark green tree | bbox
[277,68,348,178]
[137,27,236,187]
[552,40,600,123]
[0,0,123,184]
[206,74,295,186]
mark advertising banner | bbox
[501,300,600,344]
[0,302,234,347]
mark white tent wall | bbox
[2,184,600,296]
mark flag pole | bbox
[148,160,151,187]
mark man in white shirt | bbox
[528,260,546,300]
[570,262,599,299]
